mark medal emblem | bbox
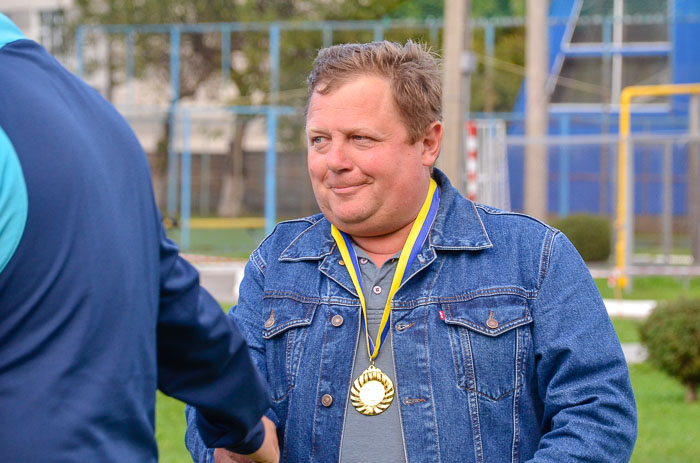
[350,364,394,415]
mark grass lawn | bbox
[611,317,643,343]
[167,226,266,259]
[629,363,700,462]
[595,276,700,301]
[156,392,189,462]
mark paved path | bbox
[621,343,648,364]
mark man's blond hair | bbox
[306,40,442,144]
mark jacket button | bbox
[264,311,275,329]
[331,315,344,327]
[486,310,498,329]
[321,394,333,407]
[339,260,345,266]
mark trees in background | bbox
[72,0,527,215]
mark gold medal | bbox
[350,364,394,415]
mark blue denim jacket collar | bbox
[279,169,492,264]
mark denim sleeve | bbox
[528,232,637,462]
[156,219,271,452]
[185,405,215,463]
[184,250,280,461]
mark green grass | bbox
[156,392,189,462]
[611,317,643,343]
[595,276,700,301]
[629,362,700,462]
[167,227,265,259]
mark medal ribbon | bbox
[331,178,440,362]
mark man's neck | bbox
[350,221,414,268]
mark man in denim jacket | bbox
[187,41,636,462]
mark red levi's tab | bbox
[439,310,445,321]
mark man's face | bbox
[306,75,440,238]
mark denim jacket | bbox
[186,169,637,462]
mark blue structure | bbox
[507,0,700,218]
[73,7,700,231]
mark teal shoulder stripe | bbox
[0,125,28,275]
[0,13,26,49]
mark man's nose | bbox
[326,141,352,172]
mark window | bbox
[551,57,610,104]
[570,0,668,44]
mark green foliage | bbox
[470,25,525,112]
[640,298,700,401]
[551,214,611,262]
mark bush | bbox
[640,298,700,402]
[551,214,611,262]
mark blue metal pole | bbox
[126,28,135,108]
[170,27,181,103]
[373,24,384,42]
[323,25,333,48]
[221,25,231,81]
[75,26,84,78]
[269,24,280,101]
[181,110,192,250]
[485,23,495,60]
[167,27,181,217]
[559,115,571,218]
[265,108,278,236]
[265,24,280,236]
[427,18,439,46]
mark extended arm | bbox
[156,222,273,455]
[185,247,281,462]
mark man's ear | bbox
[421,121,443,167]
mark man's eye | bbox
[311,136,325,145]
[352,135,372,143]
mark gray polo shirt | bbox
[339,245,406,462]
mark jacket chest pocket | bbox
[442,294,532,401]
[261,297,317,402]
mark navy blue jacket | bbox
[0,14,270,461]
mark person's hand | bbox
[214,416,279,463]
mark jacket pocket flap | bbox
[262,297,317,339]
[442,294,532,337]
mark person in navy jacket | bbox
[0,13,278,462]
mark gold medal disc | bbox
[350,365,394,415]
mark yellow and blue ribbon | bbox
[331,178,440,362]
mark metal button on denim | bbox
[372,285,382,295]
[264,311,275,329]
[486,310,498,329]
[321,394,333,407]
[331,315,344,327]
[339,260,345,266]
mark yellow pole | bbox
[615,83,700,290]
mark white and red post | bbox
[466,121,478,202]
